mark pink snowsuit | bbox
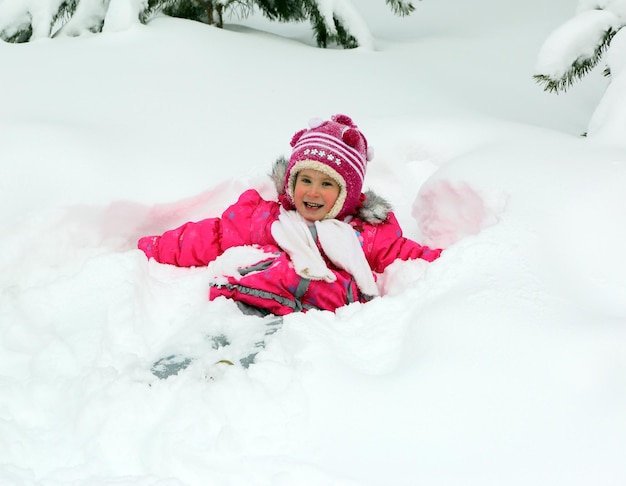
[138,189,441,315]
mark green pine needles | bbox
[534,27,617,93]
[0,11,33,43]
[51,0,79,29]
[139,0,178,25]
[145,0,252,28]
[255,0,415,47]
[387,0,416,16]
[1,0,417,48]
[303,0,359,48]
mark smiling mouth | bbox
[304,202,323,209]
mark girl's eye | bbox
[322,181,335,187]
[300,178,311,184]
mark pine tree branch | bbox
[533,27,617,93]
[51,0,78,27]
[0,13,33,43]
[139,0,179,24]
[254,0,306,21]
[50,0,78,36]
[386,0,416,17]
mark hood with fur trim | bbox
[270,156,392,225]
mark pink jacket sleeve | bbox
[137,218,222,267]
[137,189,279,267]
[365,213,442,273]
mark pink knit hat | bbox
[284,114,373,220]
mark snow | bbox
[316,0,375,49]
[1,1,625,485]
[103,0,144,33]
[587,27,626,140]
[534,8,621,78]
[577,0,626,19]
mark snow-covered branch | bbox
[534,9,621,93]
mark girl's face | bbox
[293,169,341,222]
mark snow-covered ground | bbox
[1,1,625,485]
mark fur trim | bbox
[269,156,392,224]
[359,189,393,224]
[270,156,289,196]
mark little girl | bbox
[138,114,442,319]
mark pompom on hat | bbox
[283,114,374,220]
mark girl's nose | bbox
[307,184,320,196]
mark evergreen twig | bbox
[2,0,417,48]
[51,0,78,28]
[50,0,78,36]
[386,0,415,17]
[0,13,33,43]
[533,27,617,93]
[139,0,179,24]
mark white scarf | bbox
[271,208,379,297]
